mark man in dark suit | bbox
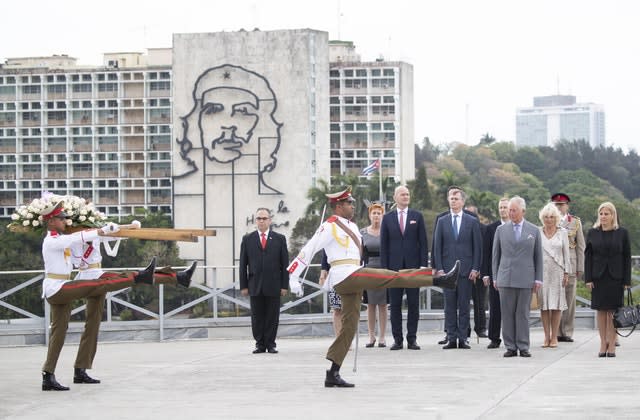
[492,196,543,358]
[433,188,482,349]
[465,205,488,340]
[380,185,428,351]
[239,207,289,354]
[482,197,510,349]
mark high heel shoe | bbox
[365,339,376,348]
[606,352,616,357]
[378,342,386,348]
[598,352,606,357]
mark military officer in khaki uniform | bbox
[287,187,460,388]
[40,202,197,391]
[552,193,585,342]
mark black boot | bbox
[135,257,157,285]
[434,260,460,289]
[42,372,69,391]
[74,368,100,384]
[324,364,355,388]
[176,261,197,288]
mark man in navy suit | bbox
[239,207,289,354]
[380,185,429,350]
[433,188,482,349]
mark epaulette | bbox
[326,215,338,223]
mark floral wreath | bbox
[7,192,108,233]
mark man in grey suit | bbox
[492,196,543,358]
[433,187,482,349]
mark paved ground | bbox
[1,329,639,420]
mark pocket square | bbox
[409,220,417,224]
[527,234,534,239]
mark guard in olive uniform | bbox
[551,193,585,342]
[40,202,197,391]
[287,187,460,388]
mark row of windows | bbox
[3,178,171,189]
[0,98,170,111]
[330,122,396,131]
[330,68,395,78]
[0,72,171,85]
[329,96,395,104]
[0,125,170,137]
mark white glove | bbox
[289,276,303,297]
[101,222,120,234]
[131,220,141,229]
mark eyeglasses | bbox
[256,217,270,221]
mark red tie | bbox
[399,211,405,235]
[260,232,267,249]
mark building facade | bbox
[0,50,173,219]
[329,41,414,183]
[516,95,605,148]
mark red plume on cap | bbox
[550,193,570,204]
[326,186,355,204]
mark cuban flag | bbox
[361,159,380,176]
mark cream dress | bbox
[538,227,572,310]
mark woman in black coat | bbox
[584,201,631,357]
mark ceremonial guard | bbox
[287,187,460,388]
[38,201,197,391]
[552,193,585,342]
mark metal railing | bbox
[2,262,639,345]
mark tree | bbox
[479,133,496,146]
[409,166,433,210]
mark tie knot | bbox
[261,232,266,238]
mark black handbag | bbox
[613,289,639,337]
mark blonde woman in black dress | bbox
[584,202,631,357]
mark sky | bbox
[2,0,639,152]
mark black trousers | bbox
[250,295,281,349]
[471,279,487,333]
[487,283,502,342]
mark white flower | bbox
[32,220,40,227]
[88,216,95,222]
[22,220,30,226]
[11,213,19,220]
[80,209,88,216]
[65,219,73,226]
[26,212,34,219]
[79,215,86,222]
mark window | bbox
[150,81,170,91]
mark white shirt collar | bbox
[451,211,463,218]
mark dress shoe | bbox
[519,350,532,357]
[458,340,471,349]
[42,372,69,391]
[442,341,457,349]
[598,352,606,358]
[606,352,616,357]
[557,336,574,342]
[433,260,460,289]
[267,347,278,354]
[176,261,197,287]
[503,349,518,357]
[476,330,488,338]
[389,342,403,350]
[487,340,501,349]
[135,257,157,285]
[324,370,355,388]
[252,347,266,354]
[365,339,376,348]
[73,368,100,384]
[407,342,421,350]
[437,336,449,345]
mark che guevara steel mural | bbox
[175,64,284,195]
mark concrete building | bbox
[329,41,414,183]
[0,50,173,219]
[516,94,605,148]
[0,31,415,278]
[171,29,330,278]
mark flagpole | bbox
[378,160,383,202]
